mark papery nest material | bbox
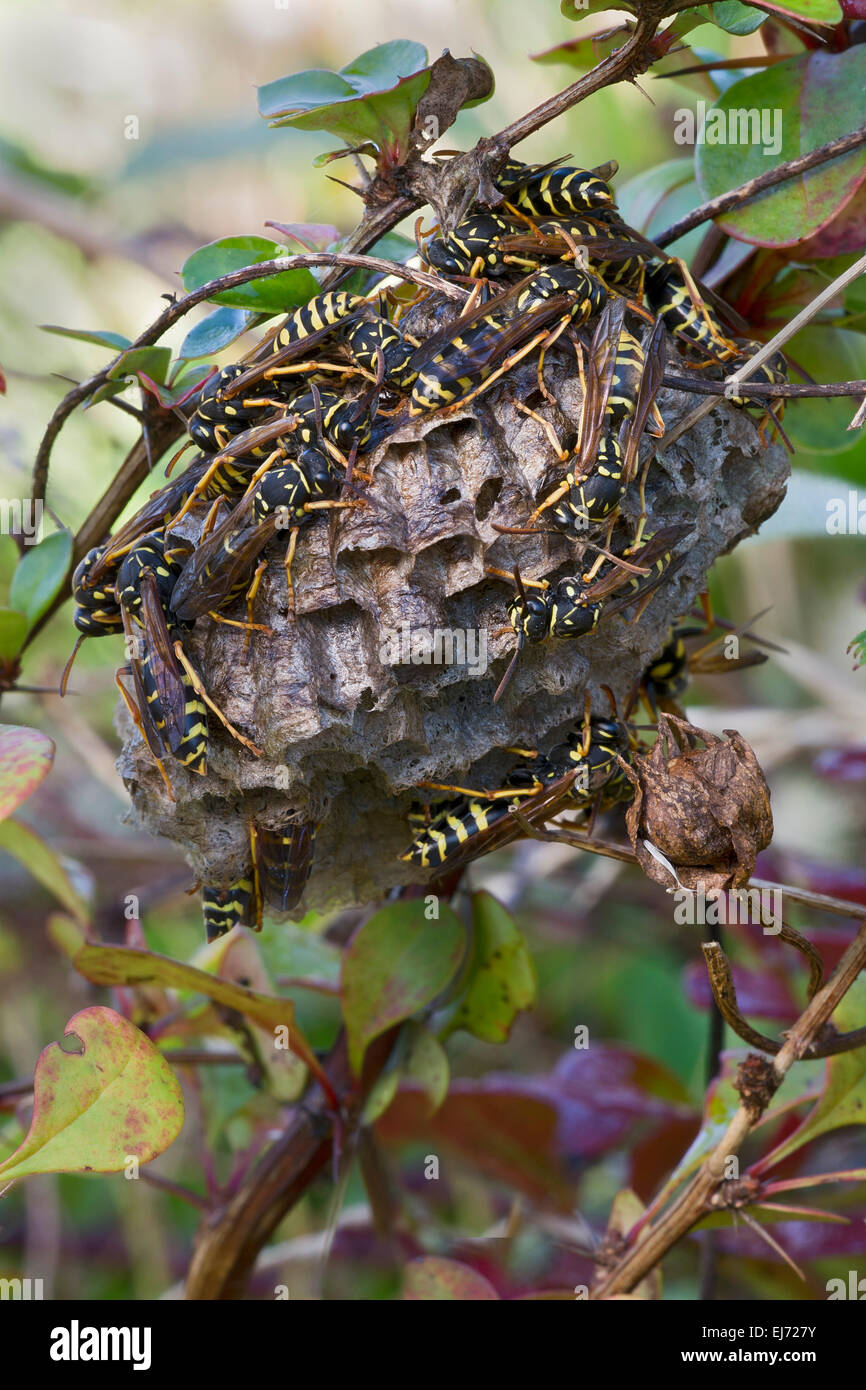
[619,713,773,894]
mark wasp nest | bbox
[116,333,789,915]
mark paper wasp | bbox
[426,212,521,278]
[489,522,691,702]
[402,707,636,872]
[201,817,316,939]
[169,446,355,622]
[114,532,209,783]
[495,213,652,295]
[638,606,782,717]
[408,264,608,417]
[496,158,615,216]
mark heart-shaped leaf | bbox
[180,236,320,312]
[9,530,72,627]
[0,1007,183,1181]
[341,900,464,1074]
[0,724,54,819]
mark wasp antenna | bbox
[60,634,86,697]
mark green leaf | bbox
[180,236,320,313]
[403,1256,499,1301]
[40,325,132,351]
[339,41,429,94]
[0,724,54,819]
[695,48,866,248]
[259,43,432,164]
[106,346,172,385]
[9,530,72,627]
[531,25,633,73]
[69,934,330,1098]
[83,380,128,409]
[561,0,635,15]
[341,900,464,1075]
[757,1,841,20]
[761,975,866,1166]
[0,608,28,661]
[709,2,766,34]
[0,1007,183,1180]
[783,328,866,455]
[177,306,260,361]
[445,891,536,1043]
[404,1021,450,1113]
[361,1065,403,1125]
[0,818,89,924]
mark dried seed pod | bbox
[621,713,773,893]
[116,334,788,917]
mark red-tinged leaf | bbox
[696,48,866,248]
[0,364,6,393]
[796,179,866,259]
[376,1079,573,1207]
[758,0,842,19]
[777,853,866,905]
[403,1256,499,1300]
[264,222,340,252]
[0,1006,183,1181]
[629,1115,703,1202]
[683,959,799,1021]
[341,900,464,1075]
[530,24,632,73]
[0,724,54,819]
[137,366,212,409]
[814,746,866,782]
[548,1047,695,1161]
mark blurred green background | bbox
[0,0,864,1301]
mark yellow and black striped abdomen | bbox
[274,292,364,352]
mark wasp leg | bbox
[508,399,568,459]
[416,779,543,801]
[172,643,263,757]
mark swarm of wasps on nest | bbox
[64,153,790,934]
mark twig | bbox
[31,251,466,508]
[593,916,866,1297]
[662,372,866,399]
[139,1171,210,1211]
[655,126,866,249]
[659,250,866,452]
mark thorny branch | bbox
[592,918,866,1298]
